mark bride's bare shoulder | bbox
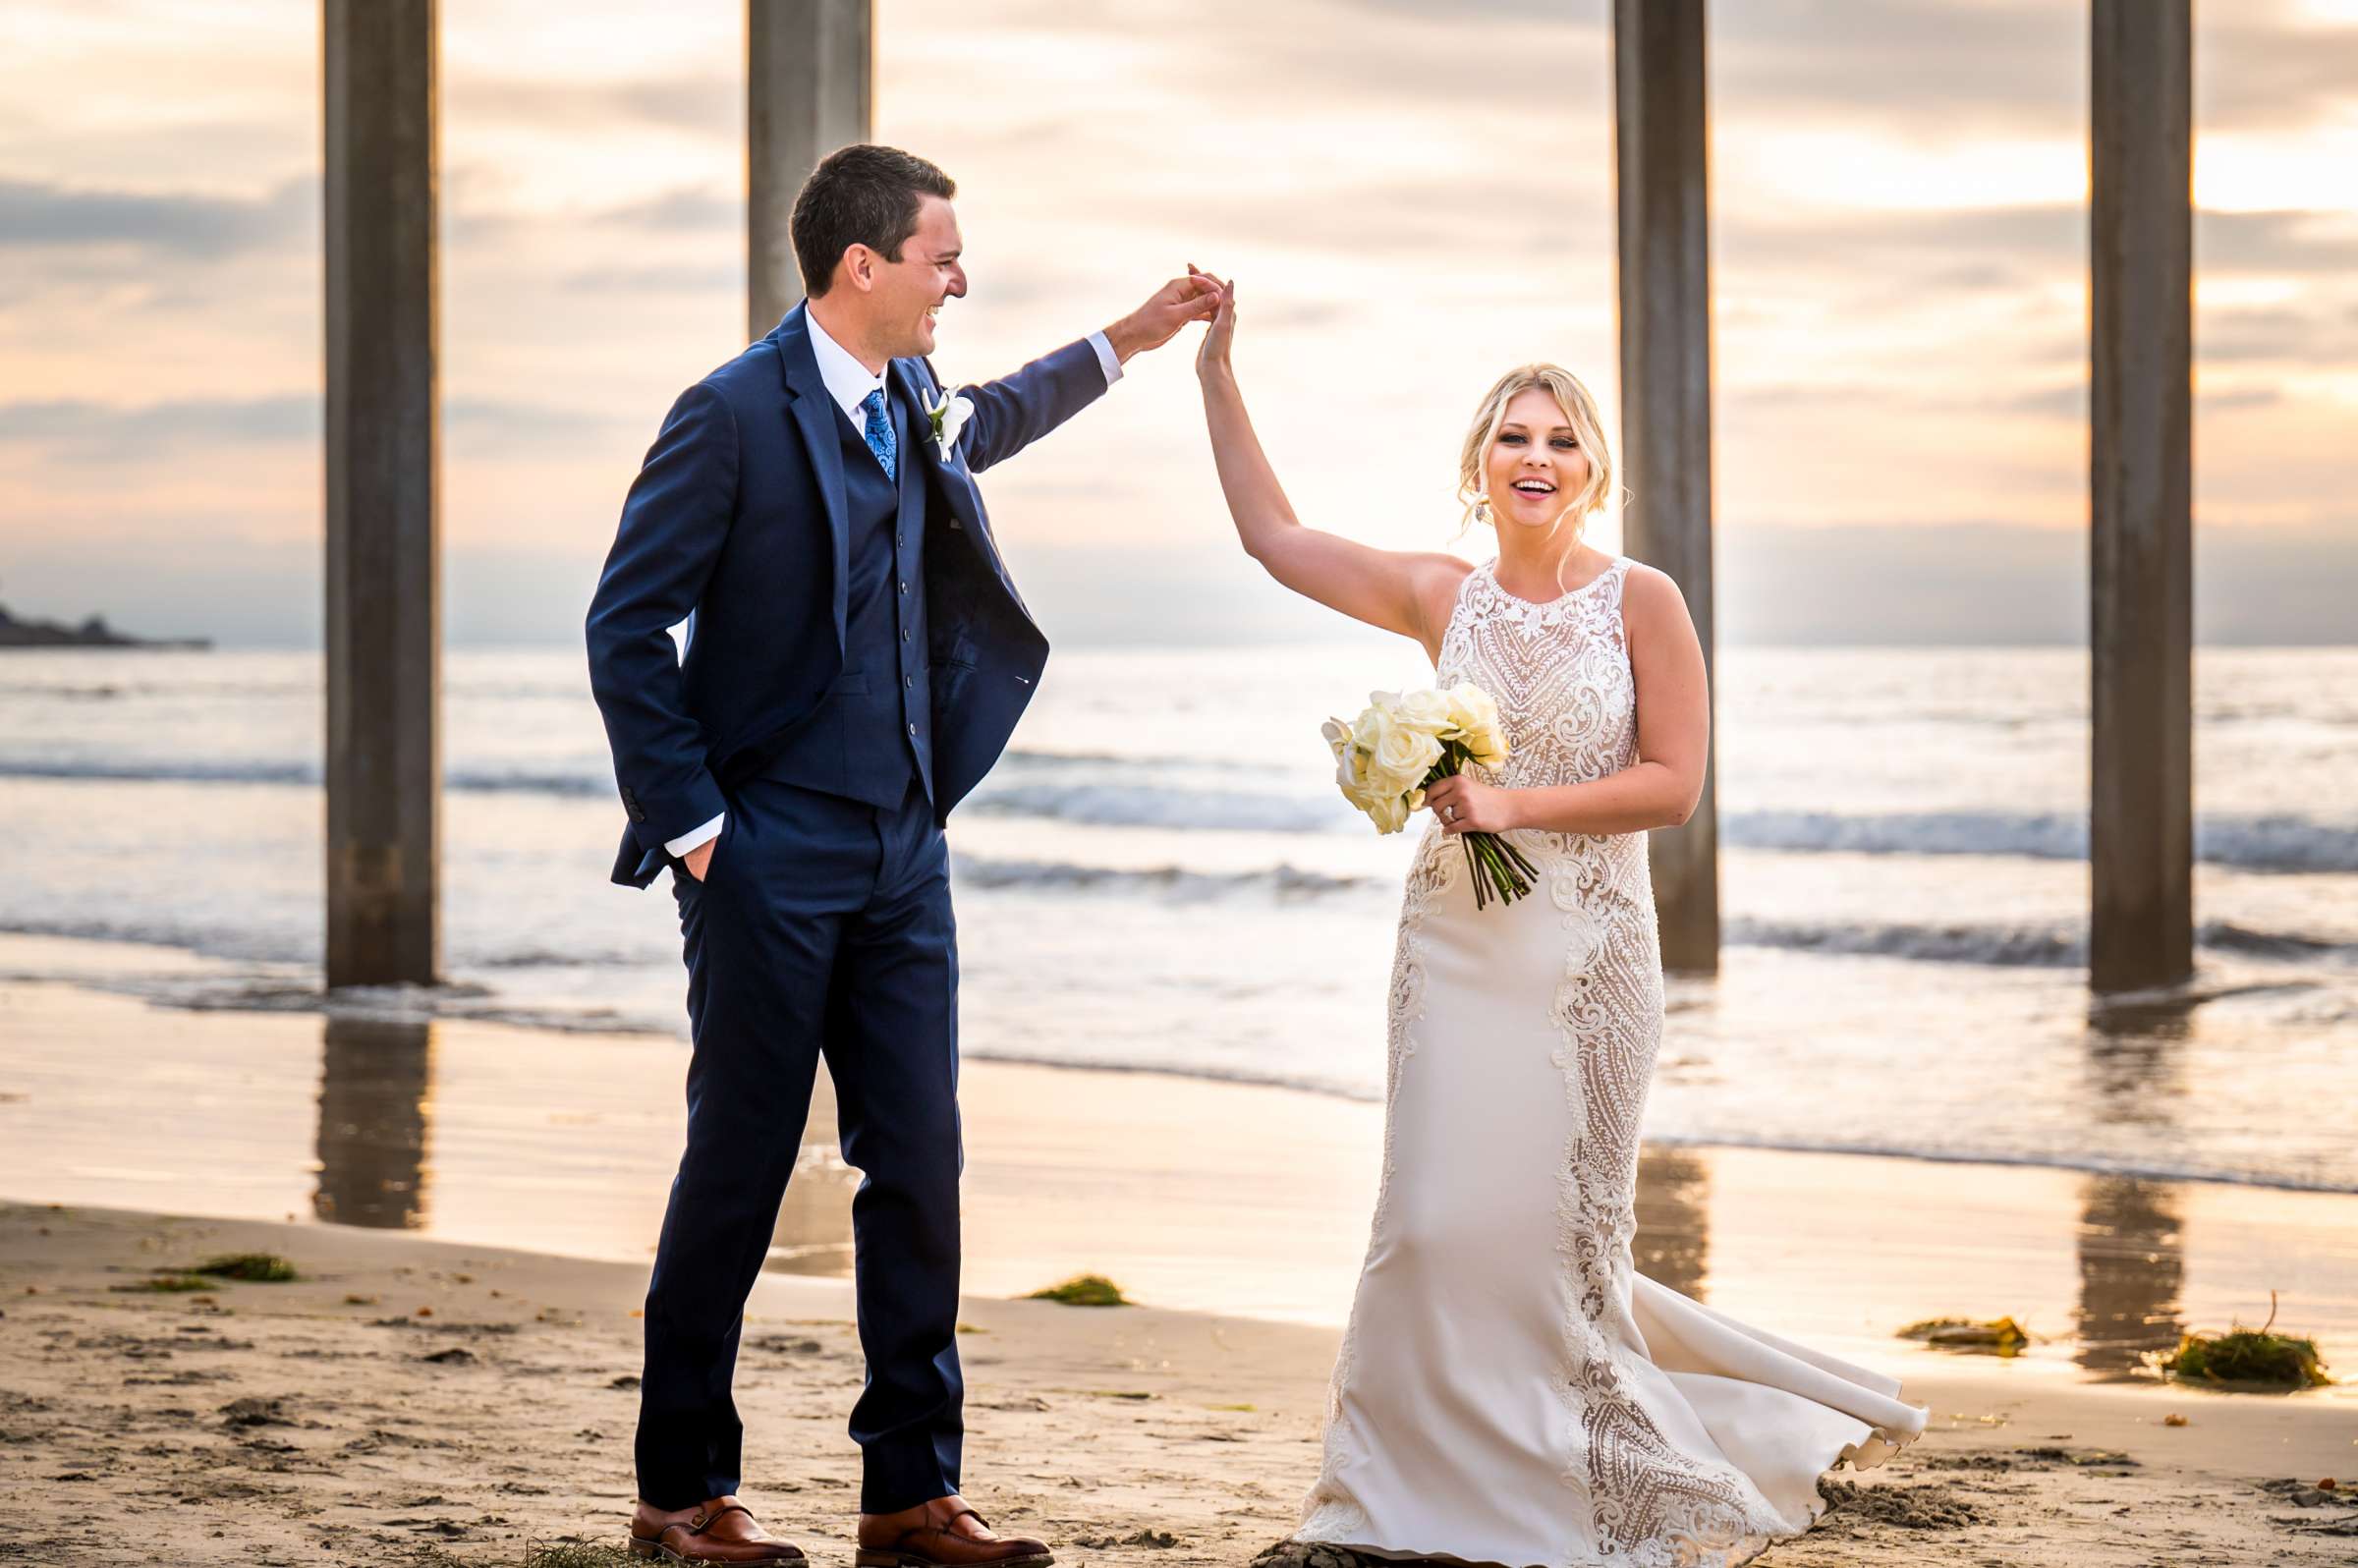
[1617,561,1701,654]
[1618,559,1690,610]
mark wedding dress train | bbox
[1294,558,1928,1568]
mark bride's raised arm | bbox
[1193,273,1468,653]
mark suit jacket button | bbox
[907,722,917,738]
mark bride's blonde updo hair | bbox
[1454,364,1615,534]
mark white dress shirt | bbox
[663,315,1121,859]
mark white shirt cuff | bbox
[664,812,725,858]
[1087,329,1122,386]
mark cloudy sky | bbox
[2,0,2354,646]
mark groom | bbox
[586,143,1216,1566]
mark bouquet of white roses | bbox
[1321,685,1540,909]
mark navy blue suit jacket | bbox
[587,304,1110,888]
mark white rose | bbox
[1360,787,1412,834]
[1333,741,1374,798]
[1331,696,1444,834]
[1444,682,1497,735]
[1372,718,1442,788]
[1393,687,1452,735]
[1445,683,1510,767]
[1352,700,1389,757]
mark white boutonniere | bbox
[925,385,975,464]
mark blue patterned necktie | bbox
[859,387,897,482]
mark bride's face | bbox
[1485,388,1592,532]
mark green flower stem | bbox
[1472,833,1531,904]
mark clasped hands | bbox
[1102,268,1224,363]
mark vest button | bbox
[907,722,917,738]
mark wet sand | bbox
[5,941,2356,1375]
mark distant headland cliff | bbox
[0,598,209,650]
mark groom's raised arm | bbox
[946,273,1219,473]
[945,334,1121,476]
[585,379,738,860]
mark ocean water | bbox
[2,643,2354,1195]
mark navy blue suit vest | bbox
[753,395,933,809]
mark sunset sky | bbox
[3,0,2354,646]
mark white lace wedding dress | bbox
[1295,557,1928,1568]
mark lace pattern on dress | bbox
[1305,559,1815,1566]
[1450,559,1789,1566]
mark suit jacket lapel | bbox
[892,359,1022,604]
[892,360,979,527]
[775,305,854,653]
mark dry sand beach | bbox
[5,941,2358,1565]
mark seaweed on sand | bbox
[1895,1315,2033,1357]
[1027,1274,1131,1307]
[523,1543,639,1568]
[194,1253,299,1283]
[2158,1292,2332,1390]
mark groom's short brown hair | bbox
[791,144,957,298]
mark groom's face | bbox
[871,195,968,358]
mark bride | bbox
[1190,272,1929,1568]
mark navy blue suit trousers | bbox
[637,775,962,1512]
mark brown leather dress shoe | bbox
[854,1507,1052,1568]
[628,1498,807,1565]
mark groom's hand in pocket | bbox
[682,838,716,882]
[1102,270,1224,363]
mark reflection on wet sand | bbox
[1634,1146,1711,1301]
[246,994,2351,1375]
[2075,1174,2185,1375]
[306,1006,862,1269]
[765,1070,857,1277]
[312,1017,432,1230]
[2073,990,2193,1375]
[769,1145,859,1276]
